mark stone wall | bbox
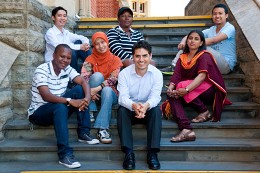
[185,0,260,104]
[0,0,50,140]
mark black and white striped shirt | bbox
[106,26,144,60]
[28,62,79,116]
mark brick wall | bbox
[91,0,119,18]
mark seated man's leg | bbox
[63,85,99,144]
[70,50,80,72]
[71,40,92,73]
[145,105,162,170]
[29,103,72,160]
[160,50,182,72]
[145,106,162,151]
[117,106,136,170]
[172,49,183,67]
[117,106,134,151]
[206,47,230,74]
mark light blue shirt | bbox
[203,22,236,70]
[117,64,163,111]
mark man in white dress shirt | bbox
[45,6,91,72]
[117,40,163,170]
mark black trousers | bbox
[117,105,162,152]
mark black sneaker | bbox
[78,133,99,144]
[59,155,81,169]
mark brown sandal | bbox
[191,110,211,123]
[170,129,196,142]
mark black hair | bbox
[132,40,152,55]
[212,3,228,14]
[54,44,71,53]
[183,30,206,55]
[52,6,67,17]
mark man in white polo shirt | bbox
[28,44,99,169]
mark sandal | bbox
[191,110,211,123]
[170,129,196,142]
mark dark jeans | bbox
[71,40,92,73]
[29,85,91,159]
[117,105,162,153]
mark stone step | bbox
[75,25,209,40]
[0,137,259,162]
[1,160,260,173]
[81,31,188,42]
[77,15,212,26]
[4,117,260,140]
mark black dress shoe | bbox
[147,152,160,170]
[123,152,135,170]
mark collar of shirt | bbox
[117,25,134,33]
[53,25,66,36]
[130,64,153,76]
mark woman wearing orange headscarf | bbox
[81,32,123,144]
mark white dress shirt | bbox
[117,64,163,111]
[44,25,89,62]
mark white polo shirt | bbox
[28,61,79,116]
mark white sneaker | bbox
[90,112,95,122]
[97,129,112,144]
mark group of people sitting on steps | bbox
[27,3,236,170]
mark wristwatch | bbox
[66,98,71,106]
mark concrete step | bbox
[0,137,259,162]
[77,15,212,26]
[4,117,260,140]
[75,25,209,40]
[1,161,260,173]
[81,31,188,42]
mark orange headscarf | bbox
[85,32,123,79]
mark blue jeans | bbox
[29,85,91,159]
[89,72,118,129]
[71,40,92,73]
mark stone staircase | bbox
[1,16,260,173]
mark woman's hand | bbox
[91,93,100,101]
[167,83,176,98]
[176,88,187,97]
[91,87,100,96]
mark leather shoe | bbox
[123,152,135,170]
[147,152,160,170]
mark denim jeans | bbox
[71,40,92,73]
[29,85,91,159]
[89,72,118,129]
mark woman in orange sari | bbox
[81,32,123,144]
[167,30,229,142]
